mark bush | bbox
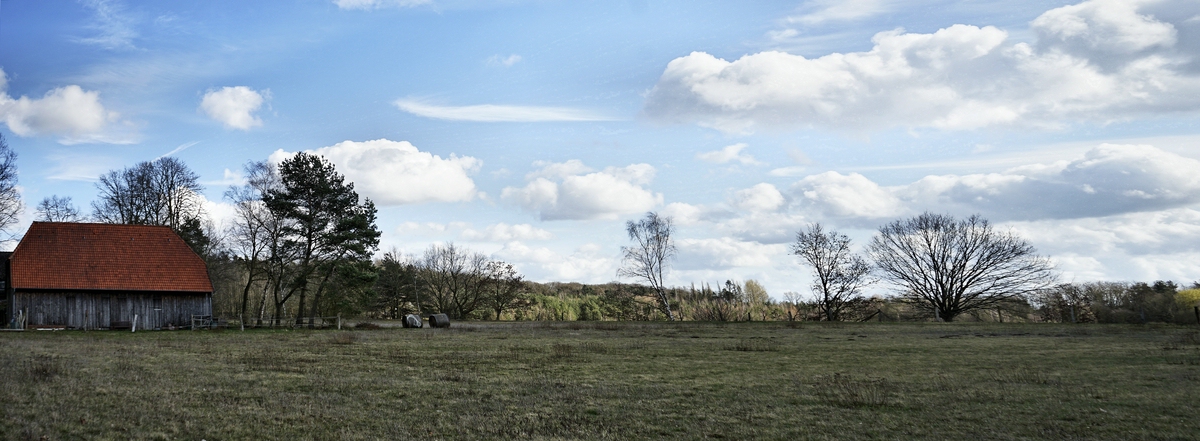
[1177,289,1200,309]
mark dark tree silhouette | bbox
[867,213,1055,322]
[792,223,874,321]
[264,152,381,326]
[35,195,83,222]
[0,134,23,241]
[92,156,208,252]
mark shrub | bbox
[1177,289,1200,309]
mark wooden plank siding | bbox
[13,291,211,330]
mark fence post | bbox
[132,314,138,332]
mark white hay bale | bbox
[402,314,424,328]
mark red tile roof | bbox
[10,222,213,293]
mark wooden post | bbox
[337,314,341,330]
[132,314,138,332]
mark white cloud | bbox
[494,241,617,283]
[199,193,239,231]
[644,0,1200,133]
[271,139,481,205]
[697,143,1200,245]
[461,223,554,242]
[730,183,786,213]
[898,143,1200,219]
[1005,208,1200,282]
[676,237,785,270]
[792,171,905,220]
[487,54,523,67]
[200,86,267,130]
[396,221,471,236]
[0,69,128,144]
[696,143,764,165]
[787,0,894,25]
[394,99,619,122]
[333,0,430,10]
[662,202,705,226]
[1033,0,1177,57]
[501,160,662,221]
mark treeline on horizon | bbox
[16,145,1200,327]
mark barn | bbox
[4,222,213,330]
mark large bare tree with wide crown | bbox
[867,212,1056,322]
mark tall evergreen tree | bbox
[264,152,381,326]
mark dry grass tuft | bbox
[724,338,779,352]
[806,373,895,407]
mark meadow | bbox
[2,322,1198,440]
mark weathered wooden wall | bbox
[13,291,212,330]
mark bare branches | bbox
[866,213,1056,322]
[92,157,205,229]
[618,212,677,320]
[35,195,83,222]
[792,223,874,321]
[0,134,23,242]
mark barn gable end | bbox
[6,222,213,330]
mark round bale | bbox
[402,314,423,328]
[428,313,451,328]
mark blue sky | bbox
[2,0,1199,296]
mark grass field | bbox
[2,322,1199,440]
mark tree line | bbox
[5,134,1195,325]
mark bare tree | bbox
[792,223,874,321]
[0,134,23,241]
[225,161,284,329]
[92,157,209,251]
[35,195,83,222]
[867,213,1056,322]
[618,212,677,321]
[417,243,488,319]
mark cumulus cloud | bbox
[730,183,786,213]
[704,143,1199,243]
[676,237,785,270]
[494,242,616,283]
[461,223,554,242]
[270,139,481,205]
[899,144,1200,219]
[502,160,662,221]
[1006,208,1200,281]
[0,69,127,144]
[644,0,1200,132]
[792,172,905,220]
[696,143,764,165]
[333,0,430,10]
[395,99,618,122]
[200,86,267,130]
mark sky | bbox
[1,0,1199,297]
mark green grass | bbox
[2,322,1199,440]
